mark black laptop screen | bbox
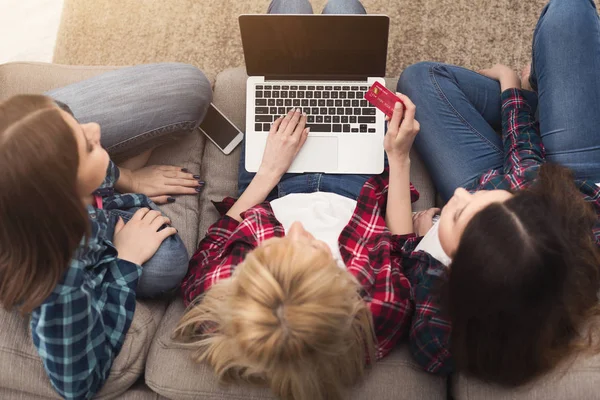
[239,15,389,79]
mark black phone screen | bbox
[199,105,242,149]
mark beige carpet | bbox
[54,0,555,80]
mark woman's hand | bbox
[118,165,204,204]
[520,62,533,91]
[113,208,177,265]
[412,207,441,236]
[479,64,521,91]
[257,108,309,180]
[384,93,420,165]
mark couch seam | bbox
[90,369,143,400]
[145,379,271,400]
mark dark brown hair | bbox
[447,163,600,386]
[0,95,89,314]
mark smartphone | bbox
[198,104,244,154]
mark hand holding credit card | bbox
[364,82,405,118]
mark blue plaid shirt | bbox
[30,161,154,400]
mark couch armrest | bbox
[0,62,120,100]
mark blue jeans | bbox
[48,63,212,297]
[46,63,212,160]
[109,208,189,298]
[239,0,370,200]
[397,0,600,200]
[267,0,366,14]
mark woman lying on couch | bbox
[396,0,600,388]
[0,63,211,399]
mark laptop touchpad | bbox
[291,136,338,172]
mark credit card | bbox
[364,82,405,118]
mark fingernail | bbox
[296,108,300,113]
[167,197,176,203]
[195,186,203,192]
[181,168,189,173]
[307,127,311,133]
[395,102,402,109]
[197,181,205,185]
[193,174,201,179]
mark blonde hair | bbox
[174,237,376,400]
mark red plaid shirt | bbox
[182,89,600,376]
[181,176,451,361]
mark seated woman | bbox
[0,63,212,399]
[396,0,600,387]
[175,3,449,400]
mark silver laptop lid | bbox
[239,14,389,80]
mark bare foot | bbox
[521,62,533,91]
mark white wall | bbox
[0,0,64,64]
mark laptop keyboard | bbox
[254,84,378,134]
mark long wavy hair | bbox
[0,95,88,314]
[174,237,376,400]
[446,163,600,386]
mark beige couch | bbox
[0,62,599,400]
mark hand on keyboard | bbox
[258,108,309,179]
[254,84,377,134]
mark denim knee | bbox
[136,233,189,298]
[323,0,366,14]
[268,0,313,14]
[158,63,212,128]
[534,0,598,45]
[397,62,439,96]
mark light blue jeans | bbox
[267,0,366,14]
[46,63,212,160]
[398,0,600,200]
[47,63,213,297]
[239,0,371,201]
[108,208,189,298]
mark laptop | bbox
[239,14,390,174]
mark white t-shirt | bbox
[270,192,357,269]
[270,192,452,268]
[414,217,452,267]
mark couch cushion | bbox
[196,67,246,239]
[147,129,207,256]
[0,299,167,399]
[146,299,446,400]
[453,351,600,400]
[119,380,164,400]
[0,380,161,400]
